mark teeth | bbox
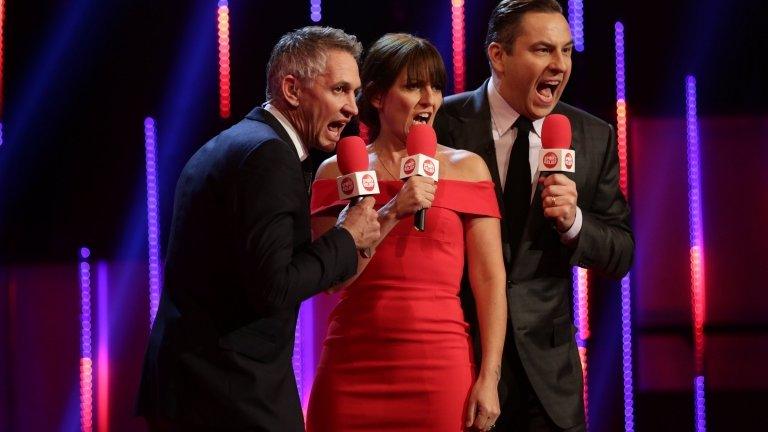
[413,113,430,123]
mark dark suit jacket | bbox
[434,80,634,428]
[137,107,358,430]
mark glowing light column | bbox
[217,1,231,118]
[310,0,322,22]
[79,247,94,432]
[572,266,589,421]
[1,0,5,146]
[97,262,110,432]
[567,0,584,52]
[686,75,707,432]
[451,0,465,94]
[144,118,162,326]
[615,21,635,432]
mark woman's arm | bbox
[455,152,506,432]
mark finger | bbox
[465,400,476,427]
[359,196,376,208]
[547,173,575,186]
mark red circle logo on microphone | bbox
[565,153,574,169]
[340,177,354,194]
[362,174,375,192]
[423,159,435,176]
[543,152,558,169]
[403,158,416,175]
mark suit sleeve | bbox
[238,140,358,308]
[569,124,635,278]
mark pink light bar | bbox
[686,75,707,432]
[79,247,93,432]
[217,1,231,118]
[97,262,110,432]
[451,0,465,94]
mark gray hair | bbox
[266,26,363,101]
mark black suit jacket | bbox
[434,80,634,428]
[137,107,358,430]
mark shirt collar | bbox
[263,102,309,161]
[487,78,544,138]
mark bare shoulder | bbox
[437,145,491,181]
[316,155,342,179]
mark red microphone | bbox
[336,136,378,258]
[336,136,379,205]
[400,124,439,231]
[539,114,575,174]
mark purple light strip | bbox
[686,75,707,432]
[79,247,93,432]
[310,0,322,23]
[567,0,585,52]
[144,117,162,326]
[695,376,706,432]
[615,21,635,432]
[97,262,110,432]
[292,298,316,413]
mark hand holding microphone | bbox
[399,124,440,231]
[538,114,578,232]
[335,136,381,254]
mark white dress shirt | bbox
[486,79,582,242]
[264,103,309,162]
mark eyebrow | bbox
[533,40,575,49]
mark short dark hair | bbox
[485,0,564,52]
[266,26,362,101]
[358,33,446,141]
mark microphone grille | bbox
[541,114,572,149]
[337,136,369,174]
[406,124,437,157]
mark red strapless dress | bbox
[305,179,500,432]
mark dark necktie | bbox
[503,116,533,264]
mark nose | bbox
[342,92,358,117]
[549,51,568,73]
[419,87,439,106]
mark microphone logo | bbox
[403,158,416,175]
[543,152,558,169]
[423,160,436,176]
[362,174,376,192]
[565,153,574,170]
[341,177,354,194]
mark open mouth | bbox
[327,120,347,134]
[412,112,431,125]
[536,79,560,102]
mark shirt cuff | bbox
[560,206,583,244]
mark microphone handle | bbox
[414,208,426,231]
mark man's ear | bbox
[281,75,301,108]
[487,42,507,75]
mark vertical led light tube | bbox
[686,75,707,432]
[217,1,231,118]
[79,247,94,432]
[310,0,322,23]
[567,0,584,52]
[0,0,5,146]
[451,0,465,94]
[144,118,162,326]
[97,262,110,432]
[615,21,635,432]
[292,299,316,413]
[572,266,589,420]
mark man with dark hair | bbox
[137,26,380,431]
[435,1,634,430]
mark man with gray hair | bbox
[137,26,380,431]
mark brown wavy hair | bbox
[358,33,446,142]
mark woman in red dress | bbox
[306,33,507,432]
